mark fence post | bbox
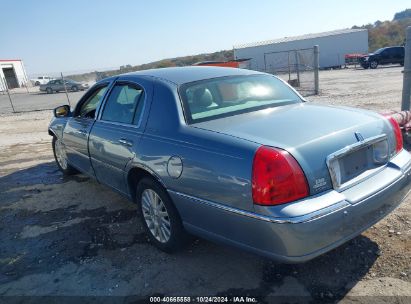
[314,45,320,95]
[60,72,71,106]
[288,51,291,81]
[402,26,411,111]
[3,77,15,113]
[294,51,300,87]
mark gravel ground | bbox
[0,66,410,303]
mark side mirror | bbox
[54,105,71,118]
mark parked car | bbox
[30,76,54,86]
[359,46,405,69]
[48,67,411,262]
[40,79,89,94]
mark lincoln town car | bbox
[48,67,411,262]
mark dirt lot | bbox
[0,66,410,303]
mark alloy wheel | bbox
[141,189,171,243]
[54,138,68,170]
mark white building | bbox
[0,59,29,91]
[233,29,368,71]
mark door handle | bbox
[118,138,133,147]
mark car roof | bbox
[117,66,264,85]
[381,46,404,50]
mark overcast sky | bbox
[1,0,409,75]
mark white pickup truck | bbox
[30,76,54,86]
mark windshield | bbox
[179,75,302,123]
[374,48,386,54]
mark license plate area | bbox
[339,146,372,184]
[327,134,388,191]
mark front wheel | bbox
[369,60,378,69]
[71,85,79,92]
[52,136,77,175]
[136,177,189,252]
[46,87,53,94]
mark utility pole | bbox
[401,26,411,111]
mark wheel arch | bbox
[48,126,64,139]
[126,164,167,203]
[48,129,56,137]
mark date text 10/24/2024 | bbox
[149,296,258,303]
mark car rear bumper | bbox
[169,150,411,263]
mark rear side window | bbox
[101,84,144,124]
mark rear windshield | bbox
[179,75,302,123]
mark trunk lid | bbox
[193,103,394,195]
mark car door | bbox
[52,80,60,91]
[57,80,66,91]
[62,83,110,176]
[88,78,152,194]
[379,49,390,64]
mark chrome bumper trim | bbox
[168,190,351,224]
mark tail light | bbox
[387,116,403,153]
[252,146,309,206]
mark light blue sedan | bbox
[48,67,411,263]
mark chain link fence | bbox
[263,47,318,96]
[0,71,96,114]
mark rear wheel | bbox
[35,81,40,86]
[71,85,79,92]
[52,136,77,175]
[370,60,378,69]
[136,177,188,252]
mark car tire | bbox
[71,86,79,92]
[136,177,189,253]
[35,81,40,86]
[52,136,77,175]
[370,60,378,69]
[46,87,53,94]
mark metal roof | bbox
[233,28,367,49]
